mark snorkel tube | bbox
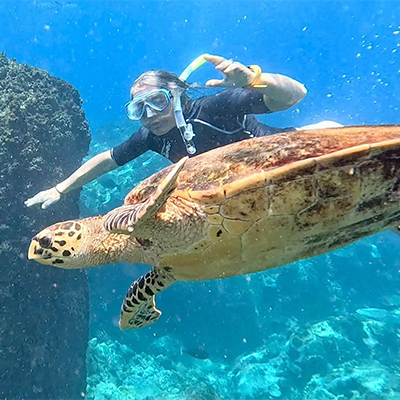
[179,55,207,82]
[172,92,196,155]
[173,55,208,155]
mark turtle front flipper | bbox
[120,267,175,330]
[104,156,188,234]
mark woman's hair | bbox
[131,70,190,102]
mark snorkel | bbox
[173,55,208,155]
[172,92,196,154]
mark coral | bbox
[86,336,231,400]
[86,314,400,399]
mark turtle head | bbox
[28,220,88,269]
[29,216,143,269]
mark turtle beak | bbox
[28,236,42,261]
[28,233,54,265]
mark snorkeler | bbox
[25,53,334,209]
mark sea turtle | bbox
[28,125,400,330]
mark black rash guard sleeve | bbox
[195,88,271,116]
[111,127,154,166]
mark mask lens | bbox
[125,100,145,120]
[145,91,169,110]
[125,89,171,120]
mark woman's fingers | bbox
[203,54,253,87]
[215,59,233,72]
[202,54,227,66]
[205,78,226,87]
[204,54,236,73]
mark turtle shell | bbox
[125,125,400,207]
[122,125,400,281]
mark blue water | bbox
[2,1,400,132]
[3,1,400,399]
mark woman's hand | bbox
[203,53,306,111]
[203,54,256,88]
[24,187,62,209]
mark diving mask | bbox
[125,88,172,121]
[125,55,209,155]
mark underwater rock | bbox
[0,53,90,399]
[87,337,231,400]
[89,382,126,400]
[235,363,282,398]
[87,315,400,400]
[310,320,343,339]
[356,307,400,324]
[294,319,361,368]
[148,334,183,359]
[323,362,399,399]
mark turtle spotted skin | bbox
[29,125,400,330]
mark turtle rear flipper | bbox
[104,157,188,234]
[120,268,175,330]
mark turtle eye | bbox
[38,235,52,249]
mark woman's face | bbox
[130,81,176,136]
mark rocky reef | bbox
[0,53,91,399]
[86,307,400,400]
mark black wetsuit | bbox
[112,88,292,165]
